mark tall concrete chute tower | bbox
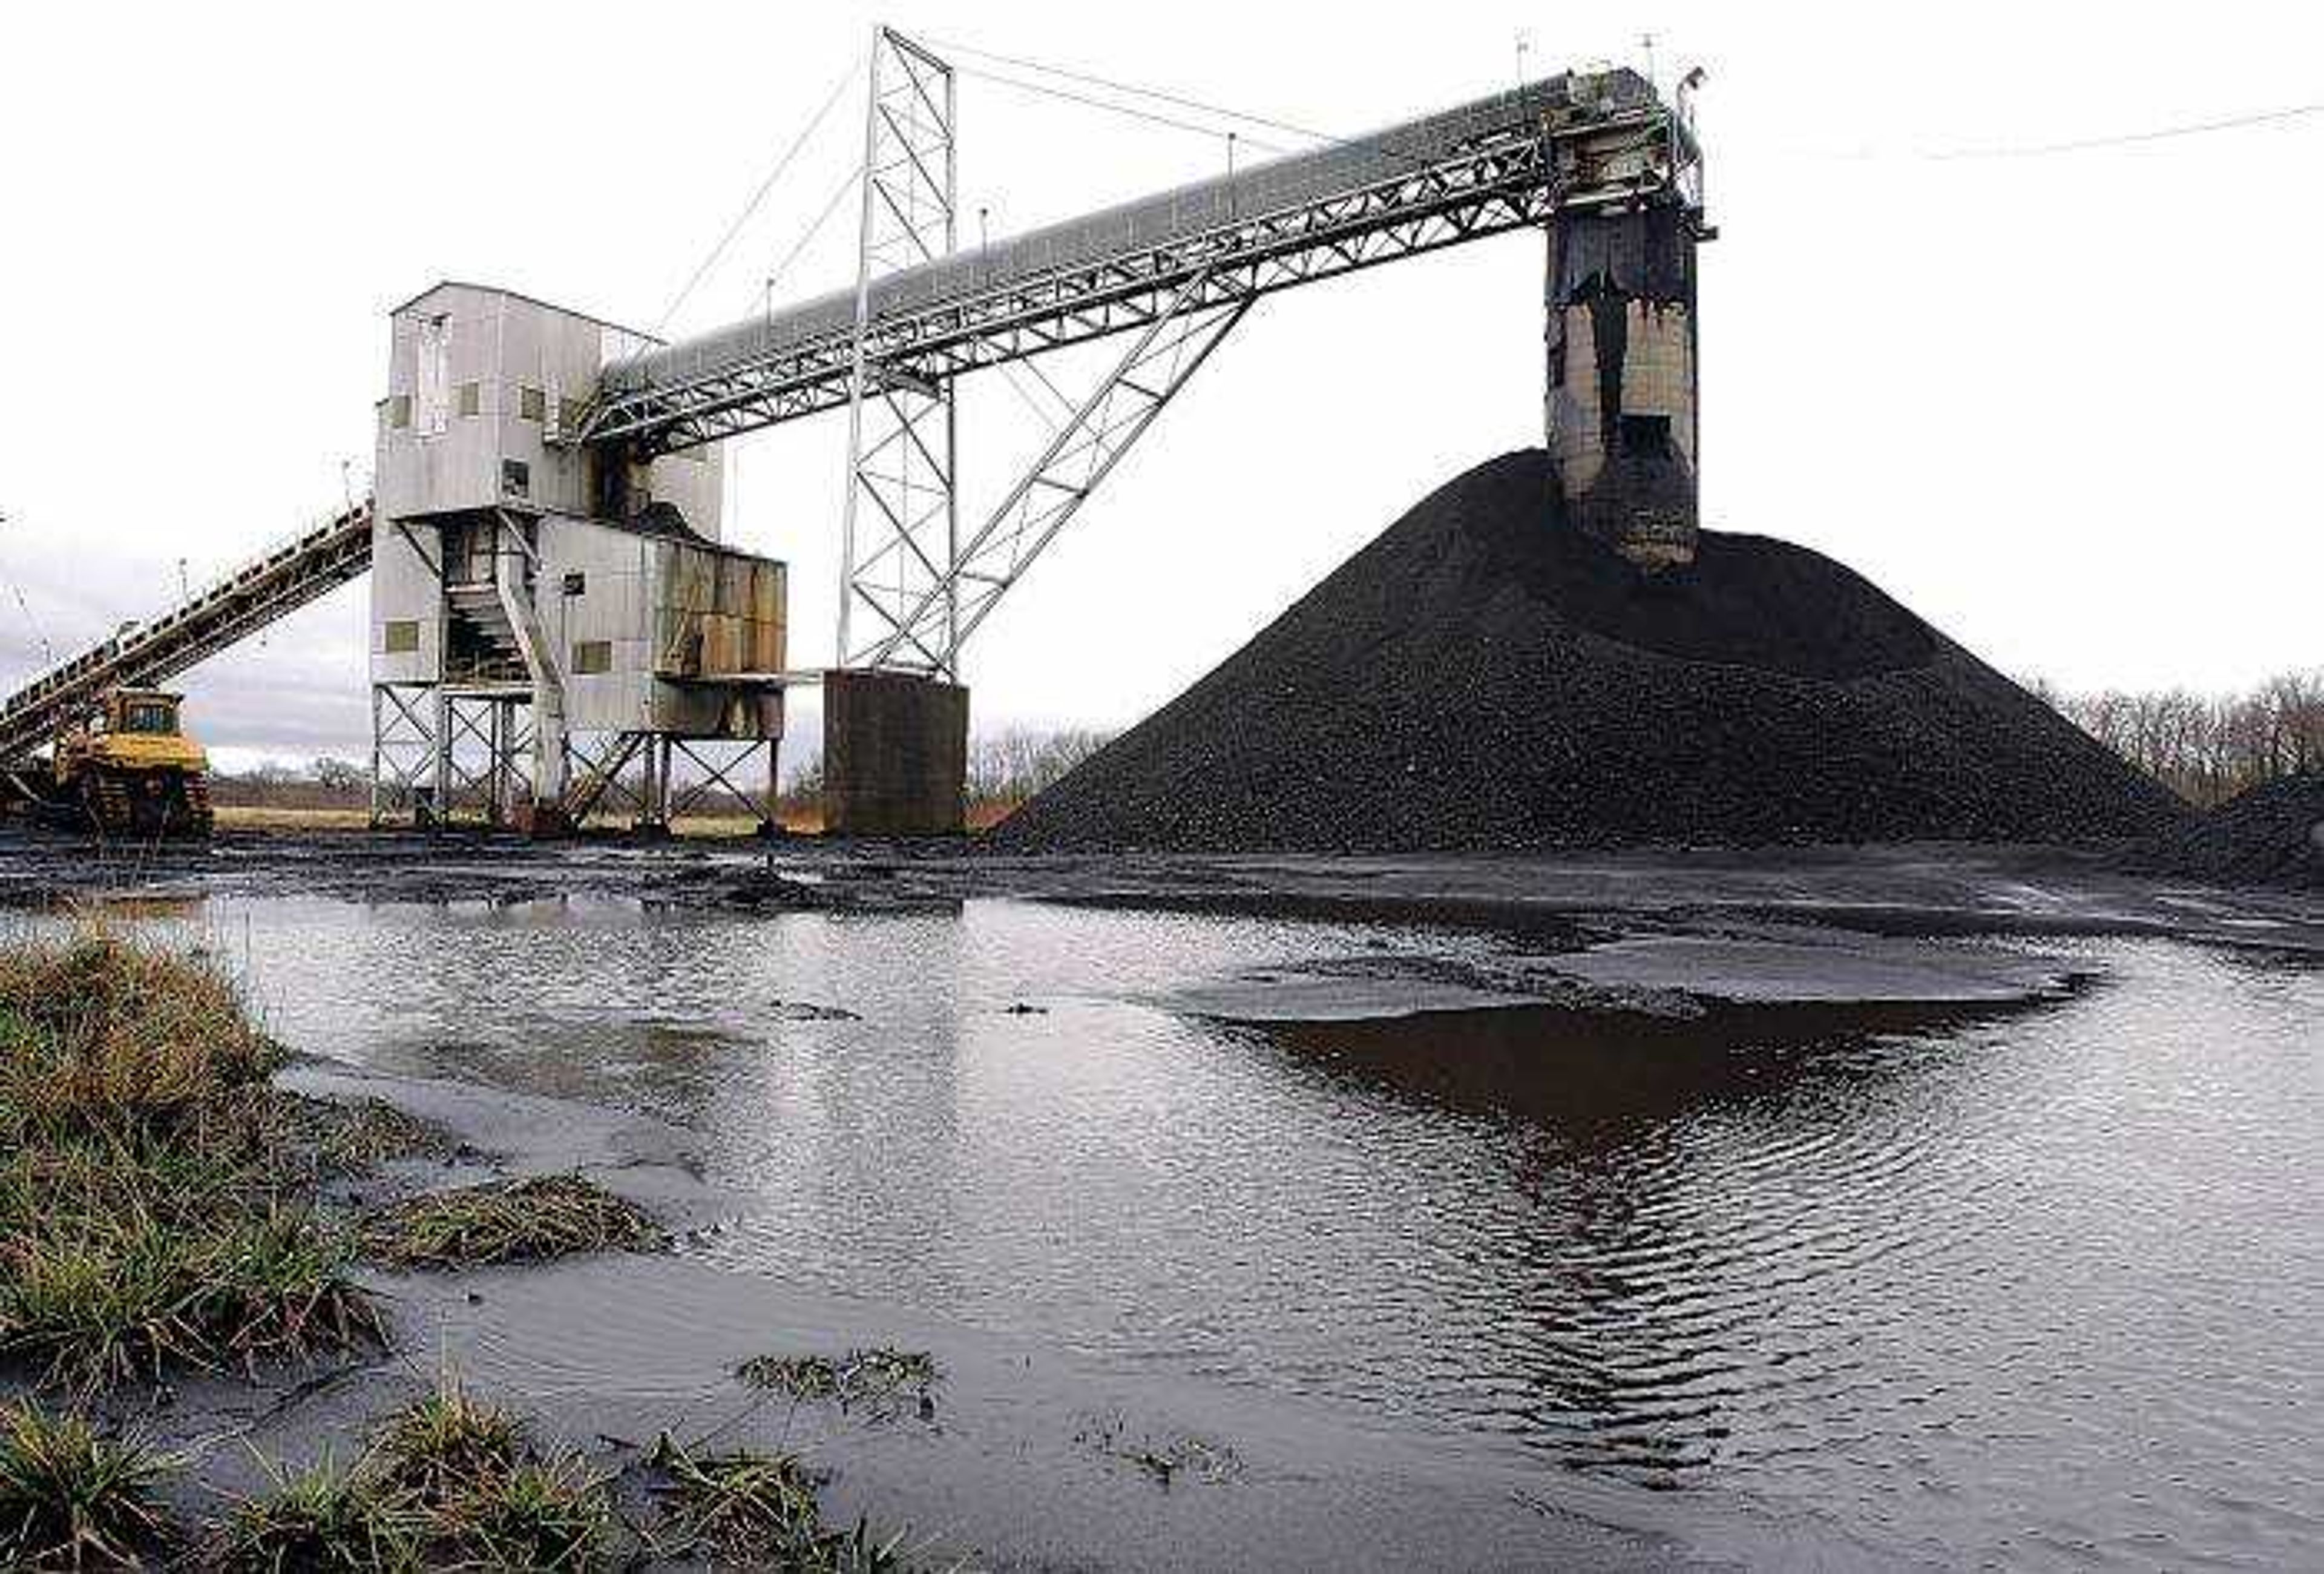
[1544,73,1710,569]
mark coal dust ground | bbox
[996,450,2188,854]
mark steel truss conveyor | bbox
[582,68,1683,456]
[0,503,373,763]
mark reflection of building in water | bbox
[1255,995,2012,1480]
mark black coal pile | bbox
[2133,772,2324,889]
[994,450,2187,853]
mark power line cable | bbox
[1926,99,2324,160]
[0,514,56,670]
[1800,98,2324,162]
[936,36,1584,179]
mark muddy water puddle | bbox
[88,891,2324,1568]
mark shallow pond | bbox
[107,891,2324,1568]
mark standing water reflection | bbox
[107,892,2323,1567]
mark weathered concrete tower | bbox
[1545,196,1702,570]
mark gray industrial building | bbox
[370,283,787,832]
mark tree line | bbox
[2032,670,2324,808]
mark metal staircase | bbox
[444,581,527,683]
[0,502,374,763]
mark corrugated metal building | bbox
[370,283,786,831]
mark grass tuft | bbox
[215,1451,421,1573]
[369,1368,528,1508]
[259,1093,450,1176]
[444,1452,609,1570]
[358,1174,658,1269]
[364,1369,611,1568]
[0,930,384,1394]
[737,1346,938,1418]
[225,1371,609,1570]
[0,930,279,1136]
[646,1432,904,1572]
[0,1402,176,1570]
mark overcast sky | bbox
[2,2,2318,771]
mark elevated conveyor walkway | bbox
[0,502,373,763]
[582,67,1683,453]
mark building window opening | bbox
[457,381,482,418]
[383,619,421,655]
[573,640,613,675]
[519,385,547,421]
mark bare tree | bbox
[966,726,1113,809]
[310,756,367,793]
[2037,668,2324,806]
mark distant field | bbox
[213,804,373,832]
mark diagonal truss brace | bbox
[856,272,1255,676]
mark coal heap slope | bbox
[995,450,2187,853]
[2134,772,2324,890]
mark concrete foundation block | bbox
[822,670,969,837]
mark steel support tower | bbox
[840,28,960,676]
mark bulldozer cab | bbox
[104,690,185,737]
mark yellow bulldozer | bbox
[5,688,214,838]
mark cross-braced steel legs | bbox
[565,733,778,834]
[371,687,534,829]
[370,683,436,826]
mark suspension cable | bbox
[636,53,864,349]
[928,36,1337,150]
[955,65,1291,156]
[754,161,867,318]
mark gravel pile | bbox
[995,450,2187,853]
[2133,772,2324,889]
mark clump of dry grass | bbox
[369,1369,530,1507]
[737,1346,938,1418]
[442,1452,610,1570]
[261,1092,450,1175]
[0,929,383,1394]
[645,1432,905,1571]
[219,1371,609,1570]
[0,930,279,1136]
[372,1371,608,1568]
[214,1449,421,1573]
[0,1402,177,1569]
[358,1175,658,1269]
